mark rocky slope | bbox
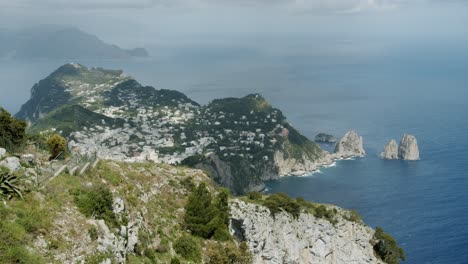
[380,139,399,160]
[398,134,420,160]
[0,156,400,264]
[230,199,384,264]
[16,64,327,194]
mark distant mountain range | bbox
[0,26,148,60]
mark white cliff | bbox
[398,134,420,160]
[230,199,383,264]
[380,139,399,160]
[334,130,366,158]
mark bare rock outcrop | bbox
[0,156,21,171]
[230,199,384,264]
[334,130,366,158]
[0,147,6,159]
[399,134,420,160]
[380,139,399,160]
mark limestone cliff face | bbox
[398,134,420,160]
[273,150,333,177]
[230,200,384,264]
[334,130,366,158]
[380,139,399,160]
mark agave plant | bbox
[0,168,23,199]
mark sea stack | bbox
[398,134,420,160]
[380,139,399,160]
[334,130,366,158]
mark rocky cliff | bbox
[398,134,420,160]
[380,139,399,160]
[334,130,366,158]
[230,199,384,264]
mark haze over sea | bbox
[1,36,467,263]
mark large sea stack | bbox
[398,134,420,160]
[334,130,366,158]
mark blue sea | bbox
[0,38,467,263]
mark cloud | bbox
[0,0,418,12]
[0,0,463,15]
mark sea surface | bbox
[0,39,467,263]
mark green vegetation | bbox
[263,192,301,218]
[184,183,231,241]
[0,167,24,199]
[0,107,27,152]
[0,194,51,263]
[343,209,363,223]
[206,242,252,264]
[373,227,406,264]
[30,104,123,136]
[46,133,67,159]
[245,192,338,223]
[173,235,201,262]
[247,191,263,200]
[73,185,119,228]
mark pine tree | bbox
[184,182,215,238]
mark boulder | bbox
[0,148,6,159]
[398,134,420,160]
[20,154,36,165]
[314,133,337,143]
[380,139,399,160]
[334,130,366,158]
[0,157,21,171]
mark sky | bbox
[0,0,467,49]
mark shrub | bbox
[344,209,363,223]
[73,185,118,227]
[173,235,201,262]
[263,192,301,218]
[46,134,67,160]
[88,226,98,241]
[0,108,27,152]
[206,242,252,264]
[373,227,406,264]
[247,191,263,200]
[170,257,181,264]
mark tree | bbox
[0,108,27,152]
[184,183,231,240]
[184,182,215,238]
[46,134,67,159]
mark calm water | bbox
[0,40,467,263]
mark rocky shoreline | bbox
[251,130,367,192]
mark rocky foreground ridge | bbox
[0,150,401,263]
[13,63,367,194]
